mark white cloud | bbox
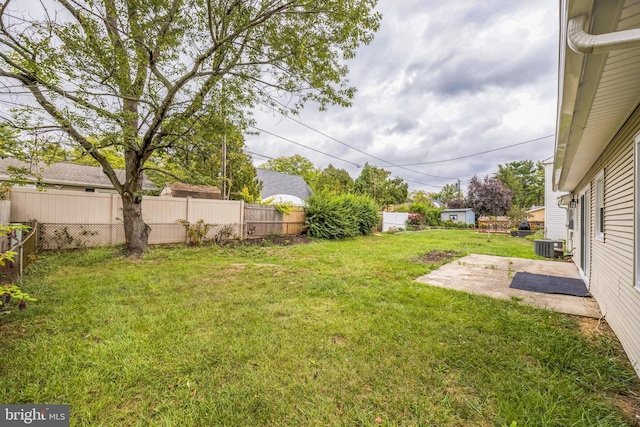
[246,0,559,191]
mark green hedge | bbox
[305,193,380,239]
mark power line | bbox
[246,150,275,161]
[260,102,459,180]
[391,134,555,166]
[249,125,445,188]
[249,125,362,167]
[401,177,442,189]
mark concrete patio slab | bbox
[416,254,601,318]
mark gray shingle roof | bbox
[0,158,156,190]
[256,169,312,200]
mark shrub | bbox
[305,193,380,239]
[407,213,423,226]
[397,203,441,226]
[442,220,471,229]
[338,193,379,236]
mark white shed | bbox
[542,156,568,240]
[441,208,475,224]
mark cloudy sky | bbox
[245,1,559,192]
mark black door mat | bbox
[509,272,591,297]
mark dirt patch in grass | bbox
[612,391,640,426]
[418,251,463,264]
[575,317,640,425]
[612,392,640,427]
[331,335,347,345]
[575,316,613,339]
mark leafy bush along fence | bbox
[38,223,245,250]
[305,193,379,239]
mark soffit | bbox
[556,0,640,191]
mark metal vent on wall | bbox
[534,240,564,258]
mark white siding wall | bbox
[573,107,640,375]
[544,158,569,240]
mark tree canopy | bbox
[467,175,512,218]
[433,183,461,204]
[0,0,381,256]
[152,118,260,200]
[259,155,319,188]
[495,160,544,210]
[314,164,354,194]
[353,163,408,208]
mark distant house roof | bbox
[160,183,221,199]
[0,158,156,190]
[429,199,445,208]
[526,206,545,213]
[256,169,312,201]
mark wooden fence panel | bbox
[477,219,544,232]
[283,209,305,235]
[244,204,283,238]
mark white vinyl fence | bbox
[382,212,409,232]
[9,187,244,248]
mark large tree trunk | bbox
[122,190,150,258]
[121,140,150,258]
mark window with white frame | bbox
[595,170,604,241]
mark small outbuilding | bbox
[526,206,545,222]
[441,208,475,225]
[160,183,222,199]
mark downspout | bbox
[568,14,640,54]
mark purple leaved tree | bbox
[467,175,512,219]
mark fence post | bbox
[240,200,245,241]
[110,193,119,244]
[18,245,23,283]
[186,197,193,223]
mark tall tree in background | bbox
[409,190,432,205]
[467,175,512,218]
[353,163,408,208]
[154,117,260,200]
[495,160,544,210]
[434,183,460,203]
[314,164,354,194]
[260,155,319,188]
[0,0,381,257]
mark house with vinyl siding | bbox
[554,0,640,375]
[542,156,568,240]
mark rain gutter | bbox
[568,14,640,54]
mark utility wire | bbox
[391,134,555,166]
[249,125,362,167]
[259,102,459,180]
[250,125,445,188]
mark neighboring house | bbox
[553,0,640,375]
[525,206,545,222]
[256,169,312,206]
[0,158,156,193]
[160,183,221,199]
[441,208,474,224]
[543,156,569,240]
[429,199,445,208]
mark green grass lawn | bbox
[1,230,638,426]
